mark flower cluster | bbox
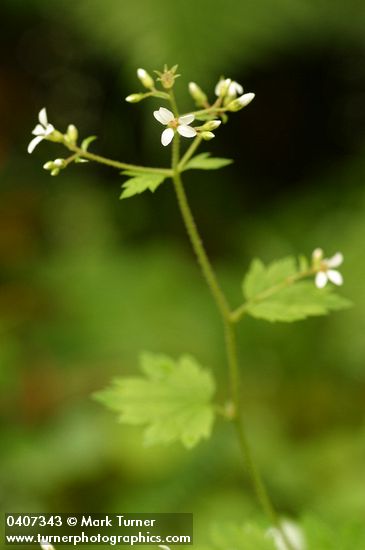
[124,66,255,147]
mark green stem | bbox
[171,137,230,320]
[178,136,203,171]
[224,321,283,530]
[66,144,172,177]
[171,127,295,550]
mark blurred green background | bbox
[1,0,365,547]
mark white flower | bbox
[153,107,197,146]
[312,248,344,288]
[28,108,55,154]
[215,78,243,98]
[267,520,306,550]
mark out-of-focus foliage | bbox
[1,0,365,548]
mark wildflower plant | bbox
[29,65,351,549]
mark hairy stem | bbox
[171,139,230,319]
[171,133,294,548]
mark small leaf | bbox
[243,257,297,300]
[120,173,166,199]
[242,256,351,323]
[94,353,216,448]
[81,135,98,151]
[184,152,233,171]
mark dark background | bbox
[1,0,365,547]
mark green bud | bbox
[201,131,215,141]
[200,120,221,131]
[215,78,231,98]
[53,158,66,168]
[137,68,154,89]
[50,168,60,176]
[43,161,54,171]
[226,93,255,112]
[66,124,78,144]
[125,93,144,103]
[188,82,208,107]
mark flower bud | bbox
[215,78,232,97]
[50,168,60,176]
[226,93,255,112]
[66,124,78,144]
[53,158,66,168]
[312,248,323,261]
[188,82,208,107]
[201,131,215,141]
[125,93,144,103]
[137,68,154,89]
[201,120,221,131]
[43,161,54,171]
[312,248,324,269]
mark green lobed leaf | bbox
[242,256,351,322]
[184,152,233,171]
[243,257,297,300]
[120,173,167,199]
[94,352,216,448]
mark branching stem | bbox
[55,88,297,548]
[66,144,172,176]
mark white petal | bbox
[235,82,244,95]
[267,520,305,550]
[214,79,224,96]
[153,107,174,125]
[315,271,328,288]
[27,135,44,154]
[44,124,55,136]
[137,68,146,79]
[38,107,48,126]
[327,270,343,286]
[178,113,194,125]
[228,81,243,97]
[215,78,231,96]
[32,124,45,136]
[238,92,255,107]
[327,252,343,268]
[312,247,323,261]
[161,128,174,146]
[177,125,197,138]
